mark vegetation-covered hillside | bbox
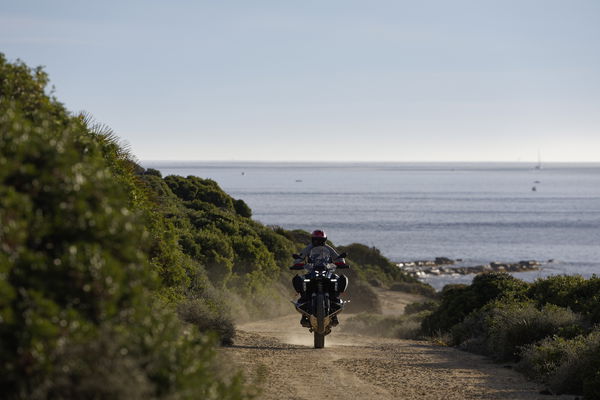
[0,54,256,399]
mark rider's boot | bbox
[300,315,311,327]
[331,315,339,326]
[330,295,342,326]
[297,293,310,327]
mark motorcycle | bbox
[290,247,349,348]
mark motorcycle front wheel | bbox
[314,331,325,348]
[314,293,326,349]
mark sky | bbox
[1,0,599,162]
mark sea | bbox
[143,162,600,290]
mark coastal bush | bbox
[255,226,297,269]
[519,329,600,397]
[232,235,278,276]
[529,275,600,324]
[233,199,252,218]
[421,284,474,334]
[338,243,391,269]
[178,297,236,345]
[488,303,582,360]
[461,302,582,361]
[194,228,235,285]
[469,272,530,304]
[422,273,529,334]
[528,275,586,308]
[164,175,234,210]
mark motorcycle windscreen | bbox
[308,246,331,265]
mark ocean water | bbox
[144,162,600,289]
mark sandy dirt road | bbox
[223,291,573,400]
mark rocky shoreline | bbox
[397,257,542,278]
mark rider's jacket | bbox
[294,244,346,271]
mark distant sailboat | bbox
[534,150,542,170]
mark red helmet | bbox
[311,229,327,246]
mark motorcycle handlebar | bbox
[290,264,349,270]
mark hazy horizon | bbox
[142,159,600,163]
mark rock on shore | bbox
[397,258,541,278]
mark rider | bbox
[292,229,348,327]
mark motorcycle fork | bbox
[314,281,328,311]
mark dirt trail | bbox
[223,291,572,400]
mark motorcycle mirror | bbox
[337,252,347,259]
[292,253,300,259]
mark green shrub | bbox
[165,175,234,210]
[422,273,529,334]
[421,284,474,334]
[255,226,296,269]
[194,228,235,285]
[144,168,162,178]
[519,329,600,397]
[450,300,582,361]
[339,243,391,269]
[528,275,586,309]
[232,235,277,276]
[178,298,236,345]
[485,302,582,361]
[233,199,252,218]
[529,275,600,324]
[470,272,530,304]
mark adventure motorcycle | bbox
[290,247,349,348]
